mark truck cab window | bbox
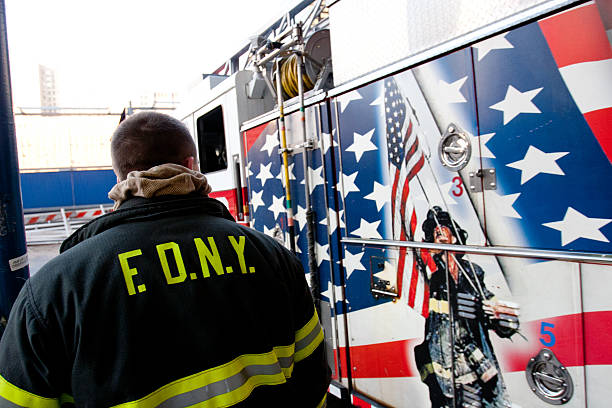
[196,106,227,173]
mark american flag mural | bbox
[336,69,492,317]
[330,2,611,406]
[241,3,612,406]
[471,2,612,253]
[383,77,430,316]
[244,113,334,263]
[243,105,347,381]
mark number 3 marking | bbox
[539,322,556,347]
[451,176,463,197]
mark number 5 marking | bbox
[539,322,556,347]
[451,176,464,197]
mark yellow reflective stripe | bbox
[429,298,449,314]
[59,393,74,406]
[295,326,324,362]
[112,346,293,408]
[419,362,477,384]
[295,308,320,343]
[316,392,327,408]
[274,343,294,359]
[274,344,295,378]
[0,374,60,408]
[419,362,434,381]
[194,372,286,408]
[294,308,324,363]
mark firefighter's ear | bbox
[183,156,196,171]
[113,166,122,183]
[451,235,457,244]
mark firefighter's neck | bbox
[443,251,459,283]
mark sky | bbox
[5,0,293,110]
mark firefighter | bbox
[0,112,330,407]
[414,207,519,408]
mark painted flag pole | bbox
[0,0,29,336]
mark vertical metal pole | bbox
[444,251,457,408]
[296,56,312,212]
[296,48,318,297]
[0,0,29,326]
[233,154,244,221]
[60,208,71,237]
[275,60,296,252]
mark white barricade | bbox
[24,205,113,245]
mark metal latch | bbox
[469,168,497,192]
[526,348,573,405]
[438,123,471,171]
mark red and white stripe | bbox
[24,212,61,225]
[539,1,612,163]
[338,310,612,375]
[391,113,428,317]
[337,310,612,404]
[24,207,110,225]
[351,392,387,408]
[340,258,612,406]
[351,394,372,408]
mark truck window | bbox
[196,106,227,173]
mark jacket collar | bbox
[60,195,235,253]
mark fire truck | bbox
[174,1,612,406]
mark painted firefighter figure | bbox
[413,207,520,408]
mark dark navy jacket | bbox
[0,195,330,407]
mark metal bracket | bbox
[468,168,497,192]
[299,138,316,151]
[313,58,333,92]
[272,225,285,244]
[369,256,398,300]
[278,138,316,155]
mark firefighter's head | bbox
[111,111,198,181]
[433,225,454,244]
[422,206,467,245]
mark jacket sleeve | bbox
[289,256,331,408]
[472,263,520,338]
[0,282,62,407]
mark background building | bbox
[38,64,57,115]
[14,87,180,209]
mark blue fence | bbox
[20,169,116,209]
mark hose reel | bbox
[275,29,331,99]
[280,54,315,98]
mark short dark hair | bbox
[111,111,196,180]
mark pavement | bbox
[27,244,61,276]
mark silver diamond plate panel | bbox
[329,0,569,85]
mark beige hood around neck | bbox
[108,163,212,210]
